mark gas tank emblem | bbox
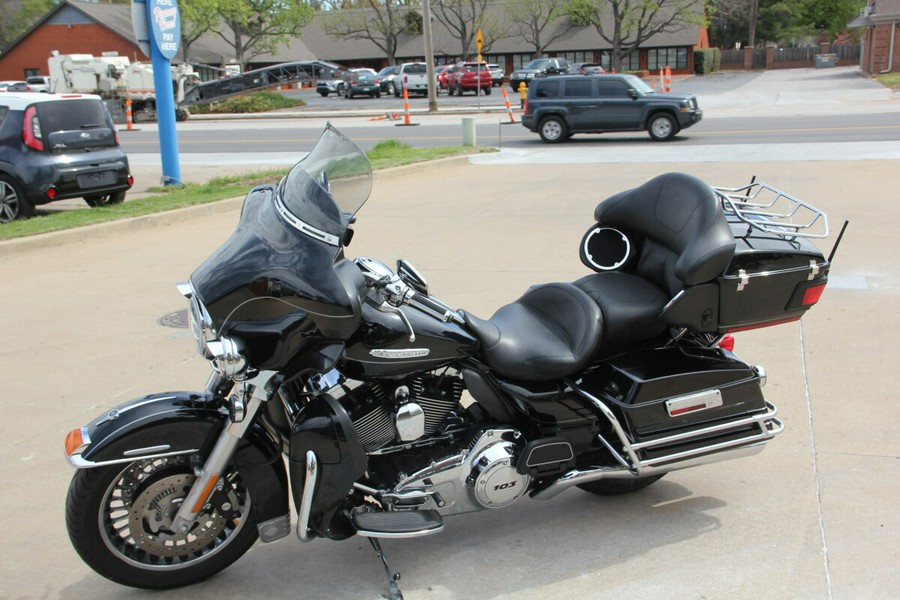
[369,348,431,359]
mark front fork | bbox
[171,369,276,534]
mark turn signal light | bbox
[65,427,89,456]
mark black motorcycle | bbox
[63,125,841,598]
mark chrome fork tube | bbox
[171,370,274,534]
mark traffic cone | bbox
[395,86,418,127]
[125,98,134,131]
[501,87,516,124]
[665,66,671,92]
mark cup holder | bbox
[580,226,631,272]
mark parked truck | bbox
[47,52,198,122]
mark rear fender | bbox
[66,391,289,529]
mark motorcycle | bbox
[63,125,843,598]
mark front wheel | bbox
[66,456,258,589]
[648,113,677,141]
[577,474,665,496]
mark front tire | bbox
[648,113,677,141]
[66,456,258,589]
[577,474,665,496]
[538,116,567,143]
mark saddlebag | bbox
[580,346,767,446]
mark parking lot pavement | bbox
[1,155,897,599]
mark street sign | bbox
[476,29,483,54]
[148,0,181,59]
[131,0,150,59]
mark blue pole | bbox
[145,0,181,186]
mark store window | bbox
[648,47,688,70]
[599,50,639,71]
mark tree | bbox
[566,0,705,72]
[180,0,221,64]
[217,0,315,71]
[504,0,575,58]
[432,0,508,60]
[709,0,863,48]
[1,0,57,52]
[320,1,418,65]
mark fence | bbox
[719,44,860,70]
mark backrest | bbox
[594,172,735,296]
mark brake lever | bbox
[375,302,416,342]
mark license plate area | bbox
[77,170,117,189]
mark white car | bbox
[0,80,31,92]
[26,76,51,93]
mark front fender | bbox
[66,391,289,531]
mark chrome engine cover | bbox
[385,429,530,515]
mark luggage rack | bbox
[713,179,829,239]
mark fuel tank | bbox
[341,301,479,378]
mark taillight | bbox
[800,282,827,306]
[127,174,134,188]
[45,185,58,200]
[718,334,735,352]
[22,106,44,151]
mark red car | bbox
[435,65,452,91]
[447,62,492,96]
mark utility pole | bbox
[423,0,438,112]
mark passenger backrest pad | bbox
[593,172,735,295]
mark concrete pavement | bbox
[0,68,898,599]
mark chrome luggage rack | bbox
[713,179,829,239]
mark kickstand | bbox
[368,537,404,600]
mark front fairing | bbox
[189,125,371,369]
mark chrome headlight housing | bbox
[177,281,216,359]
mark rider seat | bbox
[462,282,602,382]
[577,172,736,357]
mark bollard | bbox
[125,97,133,131]
[462,117,476,146]
[501,87,516,124]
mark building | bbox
[848,0,900,74]
[0,0,705,81]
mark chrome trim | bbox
[67,448,200,469]
[354,524,445,539]
[714,180,829,238]
[297,451,318,542]
[568,384,643,475]
[370,348,430,359]
[206,336,249,381]
[274,192,340,246]
[532,398,784,500]
[123,444,171,456]
[665,389,723,417]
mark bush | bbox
[191,91,304,114]
[694,48,721,75]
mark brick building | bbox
[849,0,900,73]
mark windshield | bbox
[277,124,372,246]
[626,74,656,95]
[525,59,551,70]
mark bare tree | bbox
[217,0,315,70]
[566,0,705,72]
[432,0,509,60]
[321,1,421,65]
[504,0,575,58]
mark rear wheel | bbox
[85,191,126,207]
[538,116,567,143]
[577,474,665,496]
[0,175,32,222]
[66,455,258,589]
[385,81,395,96]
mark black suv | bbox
[509,58,569,92]
[0,93,132,222]
[522,74,702,143]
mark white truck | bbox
[393,62,432,97]
[47,52,198,121]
